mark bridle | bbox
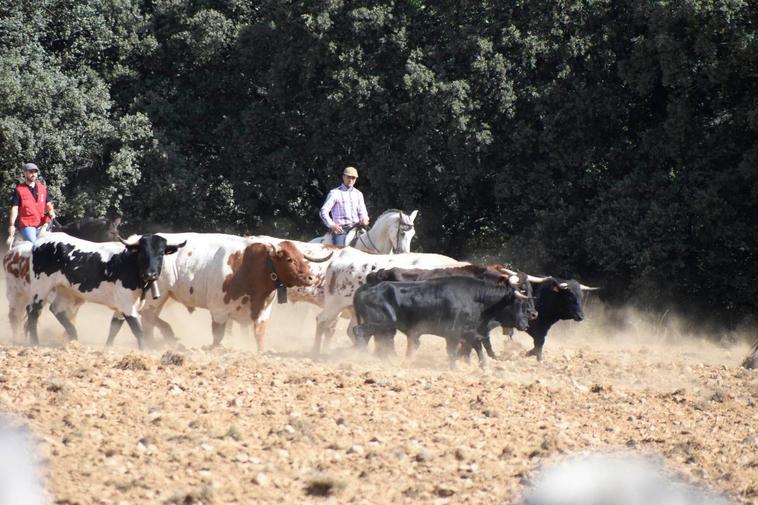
[394,213,414,253]
[352,224,381,253]
[347,211,415,253]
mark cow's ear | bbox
[164,240,187,255]
[125,244,140,254]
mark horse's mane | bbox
[376,209,403,220]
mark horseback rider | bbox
[319,166,370,247]
[8,162,55,244]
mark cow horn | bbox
[496,266,517,276]
[118,235,141,247]
[304,251,333,263]
[527,275,549,283]
[514,290,529,300]
[580,284,600,291]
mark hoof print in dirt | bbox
[304,473,346,497]
[114,353,151,371]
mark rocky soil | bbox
[0,298,756,504]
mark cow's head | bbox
[537,277,586,321]
[120,234,186,283]
[496,271,536,329]
[268,241,333,287]
[493,267,538,320]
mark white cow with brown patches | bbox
[3,242,33,343]
[141,233,332,349]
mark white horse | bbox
[311,209,418,253]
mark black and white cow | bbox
[26,233,185,349]
[352,275,531,370]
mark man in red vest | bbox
[8,163,56,243]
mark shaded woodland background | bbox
[1,0,756,331]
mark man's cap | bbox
[22,163,39,173]
[343,166,358,177]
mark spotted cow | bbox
[139,233,332,348]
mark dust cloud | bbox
[1,273,756,504]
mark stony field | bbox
[0,294,756,504]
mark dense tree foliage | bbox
[1,0,756,328]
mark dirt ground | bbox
[0,280,756,504]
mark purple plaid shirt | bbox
[319,184,368,228]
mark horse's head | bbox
[393,210,418,253]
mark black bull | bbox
[352,276,532,370]
[367,266,592,361]
[461,276,590,361]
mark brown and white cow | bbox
[3,242,33,343]
[140,233,332,348]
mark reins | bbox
[352,224,382,253]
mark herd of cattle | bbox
[2,215,596,368]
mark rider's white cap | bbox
[343,166,358,177]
